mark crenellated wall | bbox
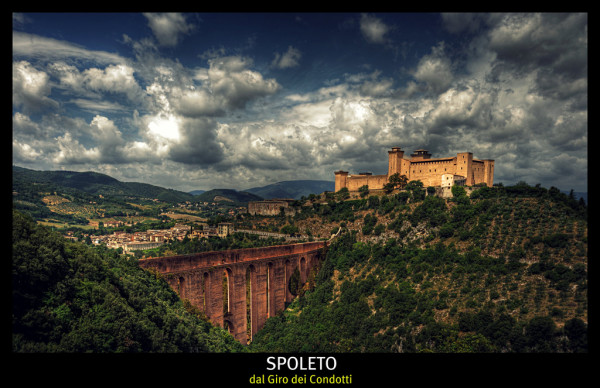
[138,241,326,344]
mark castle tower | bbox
[457,152,474,185]
[410,149,432,161]
[483,159,495,187]
[334,170,348,192]
[388,147,405,177]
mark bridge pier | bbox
[229,265,248,343]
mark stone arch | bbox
[285,258,296,302]
[224,318,235,336]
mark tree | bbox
[335,187,350,200]
[384,173,408,193]
[564,318,587,352]
[358,185,369,198]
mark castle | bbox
[335,147,494,192]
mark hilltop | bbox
[247,183,588,352]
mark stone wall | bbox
[248,199,296,216]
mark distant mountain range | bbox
[12,166,334,204]
[244,180,335,200]
[13,165,196,203]
[187,180,335,201]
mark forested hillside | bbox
[12,181,588,353]
[249,183,588,352]
[12,210,244,352]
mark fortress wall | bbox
[345,174,389,191]
[408,158,457,187]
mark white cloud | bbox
[13,60,59,113]
[207,56,280,109]
[360,13,390,44]
[412,42,453,95]
[143,13,194,47]
[271,46,302,69]
[13,31,126,65]
[82,64,143,101]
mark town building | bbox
[218,222,234,238]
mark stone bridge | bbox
[138,241,327,344]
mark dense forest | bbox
[248,183,588,353]
[12,210,244,352]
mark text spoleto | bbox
[266,356,337,371]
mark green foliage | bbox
[250,181,587,353]
[410,196,448,227]
[12,210,244,353]
[335,187,350,200]
[384,173,408,193]
[358,185,369,198]
[362,213,378,235]
[280,224,299,235]
[451,185,467,198]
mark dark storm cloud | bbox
[168,117,224,165]
[12,13,587,192]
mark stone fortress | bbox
[335,147,494,192]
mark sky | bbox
[12,12,588,193]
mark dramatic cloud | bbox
[12,13,588,193]
[412,43,453,94]
[13,60,59,113]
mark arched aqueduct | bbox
[138,241,326,344]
